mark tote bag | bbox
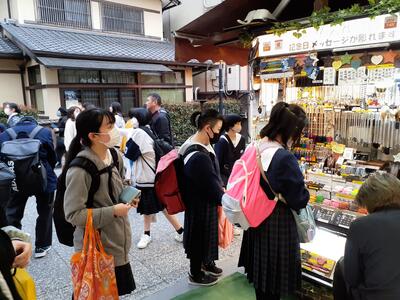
[70,209,119,300]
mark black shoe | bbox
[188,271,218,286]
[35,246,51,258]
[202,261,223,277]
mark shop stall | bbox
[249,12,400,287]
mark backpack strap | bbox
[69,157,100,208]
[28,126,44,139]
[5,128,17,140]
[109,148,120,171]
[182,144,209,164]
[140,126,157,141]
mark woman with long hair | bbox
[239,102,310,300]
[63,108,136,296]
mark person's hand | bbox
[12,240,32,268]
[130,198,140,209]
[123,179,132,186]
[113,203,132,217]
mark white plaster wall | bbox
[91,1,101,30]
[144,11,163,38]
[107,0,161,12]
[0,73,24,105]
[42,88,61,118]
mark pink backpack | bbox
[221,142,279,229]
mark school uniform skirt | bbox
[115,263,136,296]
[136,186,164,215]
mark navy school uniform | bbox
[214,133,246,186]
[183,146,224,263]
[238,148,309,297]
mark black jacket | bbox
[344,208,400,300]
[150,109,173,146]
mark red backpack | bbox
[155,145,207,215]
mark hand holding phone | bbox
[119,186,141,207]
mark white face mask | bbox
[4,108,11,116]
[98,127,120,148]
[56,111,62,117]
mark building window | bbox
[141,88,185,104]
[30,89,45,114]
[140,71,185,85]
[61,89,137,114]
[101,2,144,35]
[28,66,41,85]
[58,70,136,84]
[36,0,92,29]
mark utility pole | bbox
[218,61,224,114]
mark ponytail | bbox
[190,109,223,130]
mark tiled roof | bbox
[1,23,174,62]
[0,37,21,56]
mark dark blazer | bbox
[344,208,400,300]
[0,118,57,193]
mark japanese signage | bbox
[258,13,400,57]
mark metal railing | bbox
[36,0,92,29]
[101,1,144,35]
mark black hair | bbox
[6,102,21,114]
[260,102,307,148]
[67,106,79,121]
[128,107,137,119]
[222,114,242,132]
[58,107,67,116]
[82,102,96,111]
[130,107,151,127]
[190,109,224,130]
[147,93,162,106]
[63,108,115,172]
[110,102,123,115]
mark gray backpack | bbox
[0,126,47,195]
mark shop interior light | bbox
[332,42,390,53]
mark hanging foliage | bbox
[268,0,400,38]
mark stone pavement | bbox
[21,197,243,300]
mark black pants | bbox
[190,257,214,277]
[255,288,280,300]
[333,257,354,300]
[56,138,65,164]
[6,191,54,248]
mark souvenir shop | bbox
[249,13,400,287]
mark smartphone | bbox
[120,186,141,206]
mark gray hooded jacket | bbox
[64,148,131,266]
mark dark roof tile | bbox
[0,37,21,55]
[1,23,174,62]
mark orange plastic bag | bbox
[218,206,234,249]
[70,209,119,300]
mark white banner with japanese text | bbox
[258,13,400,57]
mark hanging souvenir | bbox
[360,52,372,65]
[383,50,397,63]
[282,58,290,72]
[294,64,303,75]
[288,57,297,68]
[332,61,342,70]
[394,55,400,68]
[307,67,320,80]
[322,56,334,67]
[304,56,314,67]
[340,53,352,65]
[350,59,362,70]
[371,55,383,65]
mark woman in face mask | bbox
[64,106,81,152]
[239,102,309,300]
[63,108,136,296]
[215,114,246,187]
[3,102,21,127]
[178,109,225,287]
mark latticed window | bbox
[101,2,144,35]
[36,0,92,29]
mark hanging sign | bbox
[258,13,400,57]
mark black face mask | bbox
[207,129,220,145]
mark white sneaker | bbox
[174,232,183,243]
[234,226,242,236]
[137,234,152,249]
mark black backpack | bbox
[140,126,174,169]
[0,126,47,196]
[53,148,119,247]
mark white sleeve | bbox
[64,119,76,151]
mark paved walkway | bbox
[22,197,243,299]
